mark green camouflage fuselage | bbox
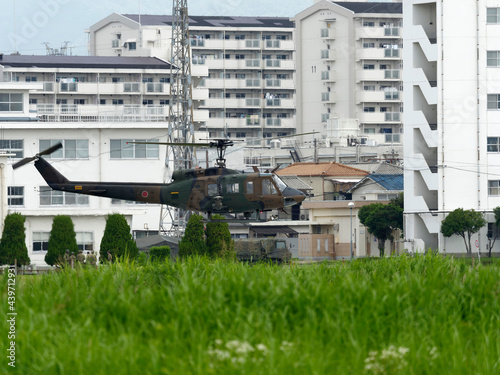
[35,158,304,214]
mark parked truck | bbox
[234,238,292,263]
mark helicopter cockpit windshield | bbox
[273,174,288,193]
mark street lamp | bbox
[348,202,354,260]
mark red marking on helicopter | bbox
[142,191,149,198]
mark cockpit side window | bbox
[262,179,277,195]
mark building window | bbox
[364,107,375,112]
[110,139,159,159]
[25,76,37,82]
[0,139,23,158]
[8,186,24,206]
[488,180,500,196]
[321,50,329,59]
[363,64,375,70]
[128,42,136,50]
[112,99,124,105]
[321,92,330,101]
[321,113,330,123]
[363,21,375,27]
[363,42,375,48]
[0,93,23,112]
[487,8,500,24]
[487,51,500,67]
[33,232,50,252]
[488,137,500,152]
[320,28,329,38]
[39,140,89,159]
[321,71,330,80]
[40,187,89,206]
[76,232,94,251]
[487,94,500,110]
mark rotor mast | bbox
[161,0,196,235]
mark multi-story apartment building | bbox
[0,54,208,265]
[293,1,403,159]
[88,14,296,155]
[404,0,500,255]
[88,4,404,168]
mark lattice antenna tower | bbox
[160,0,196,235]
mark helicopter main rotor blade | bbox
[12,142,63,170]
[264,131,320,141]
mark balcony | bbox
[356,48,401,60]
[34,104,170,122]
[357,112,402,124]
[356,26,402,39]
[356,69,401,82]
[357,91,401,103]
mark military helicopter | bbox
[13,135,311,219]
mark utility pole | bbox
[160,0,196,236]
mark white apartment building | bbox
[0,54,208,265]
[293,1,403,161]
[88,13,297,161]
[404,0,500,255]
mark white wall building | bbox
[404,0,500,255]
[0,54,208,265]
[88,14,297,155]
[293,1,403,160]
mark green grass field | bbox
[1,255,499,374]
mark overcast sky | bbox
[0,0,390,56]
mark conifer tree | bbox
[99,214,138,262]
[0,213,30,266]
[178,214,207,257]
[45,215,78,266]
[205,214,235,259]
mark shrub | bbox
[179,214,207,258]
[0,213,30,266]
[99,214,138,262]
[205,214,235,260]
[149,246,171,262]
[45,215,78,266]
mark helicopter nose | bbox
[282,187,306,206]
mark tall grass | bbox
[1,255,499,374]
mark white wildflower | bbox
[234,341,255,355]
[429,346,439,360]
[398,347,410,356]
[256,343,268,354]
[214,339,223,346]
[280,341,294,351]
[226,340,242,350]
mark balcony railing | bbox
[265,59,281,68]
[146,83,164,93]
[190,39,205,47]
[245,98,261,106]
[246,79,261,87]
[245,40,260,48]
[265,98,281,106]
[385,112,401,122]
[34,104,170,122]
[60,82,77,92]
[266,118,282,126]
[245,59,260,67]
[384,49,400,58]
[123,83,140,92]
[384,70,400,79]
